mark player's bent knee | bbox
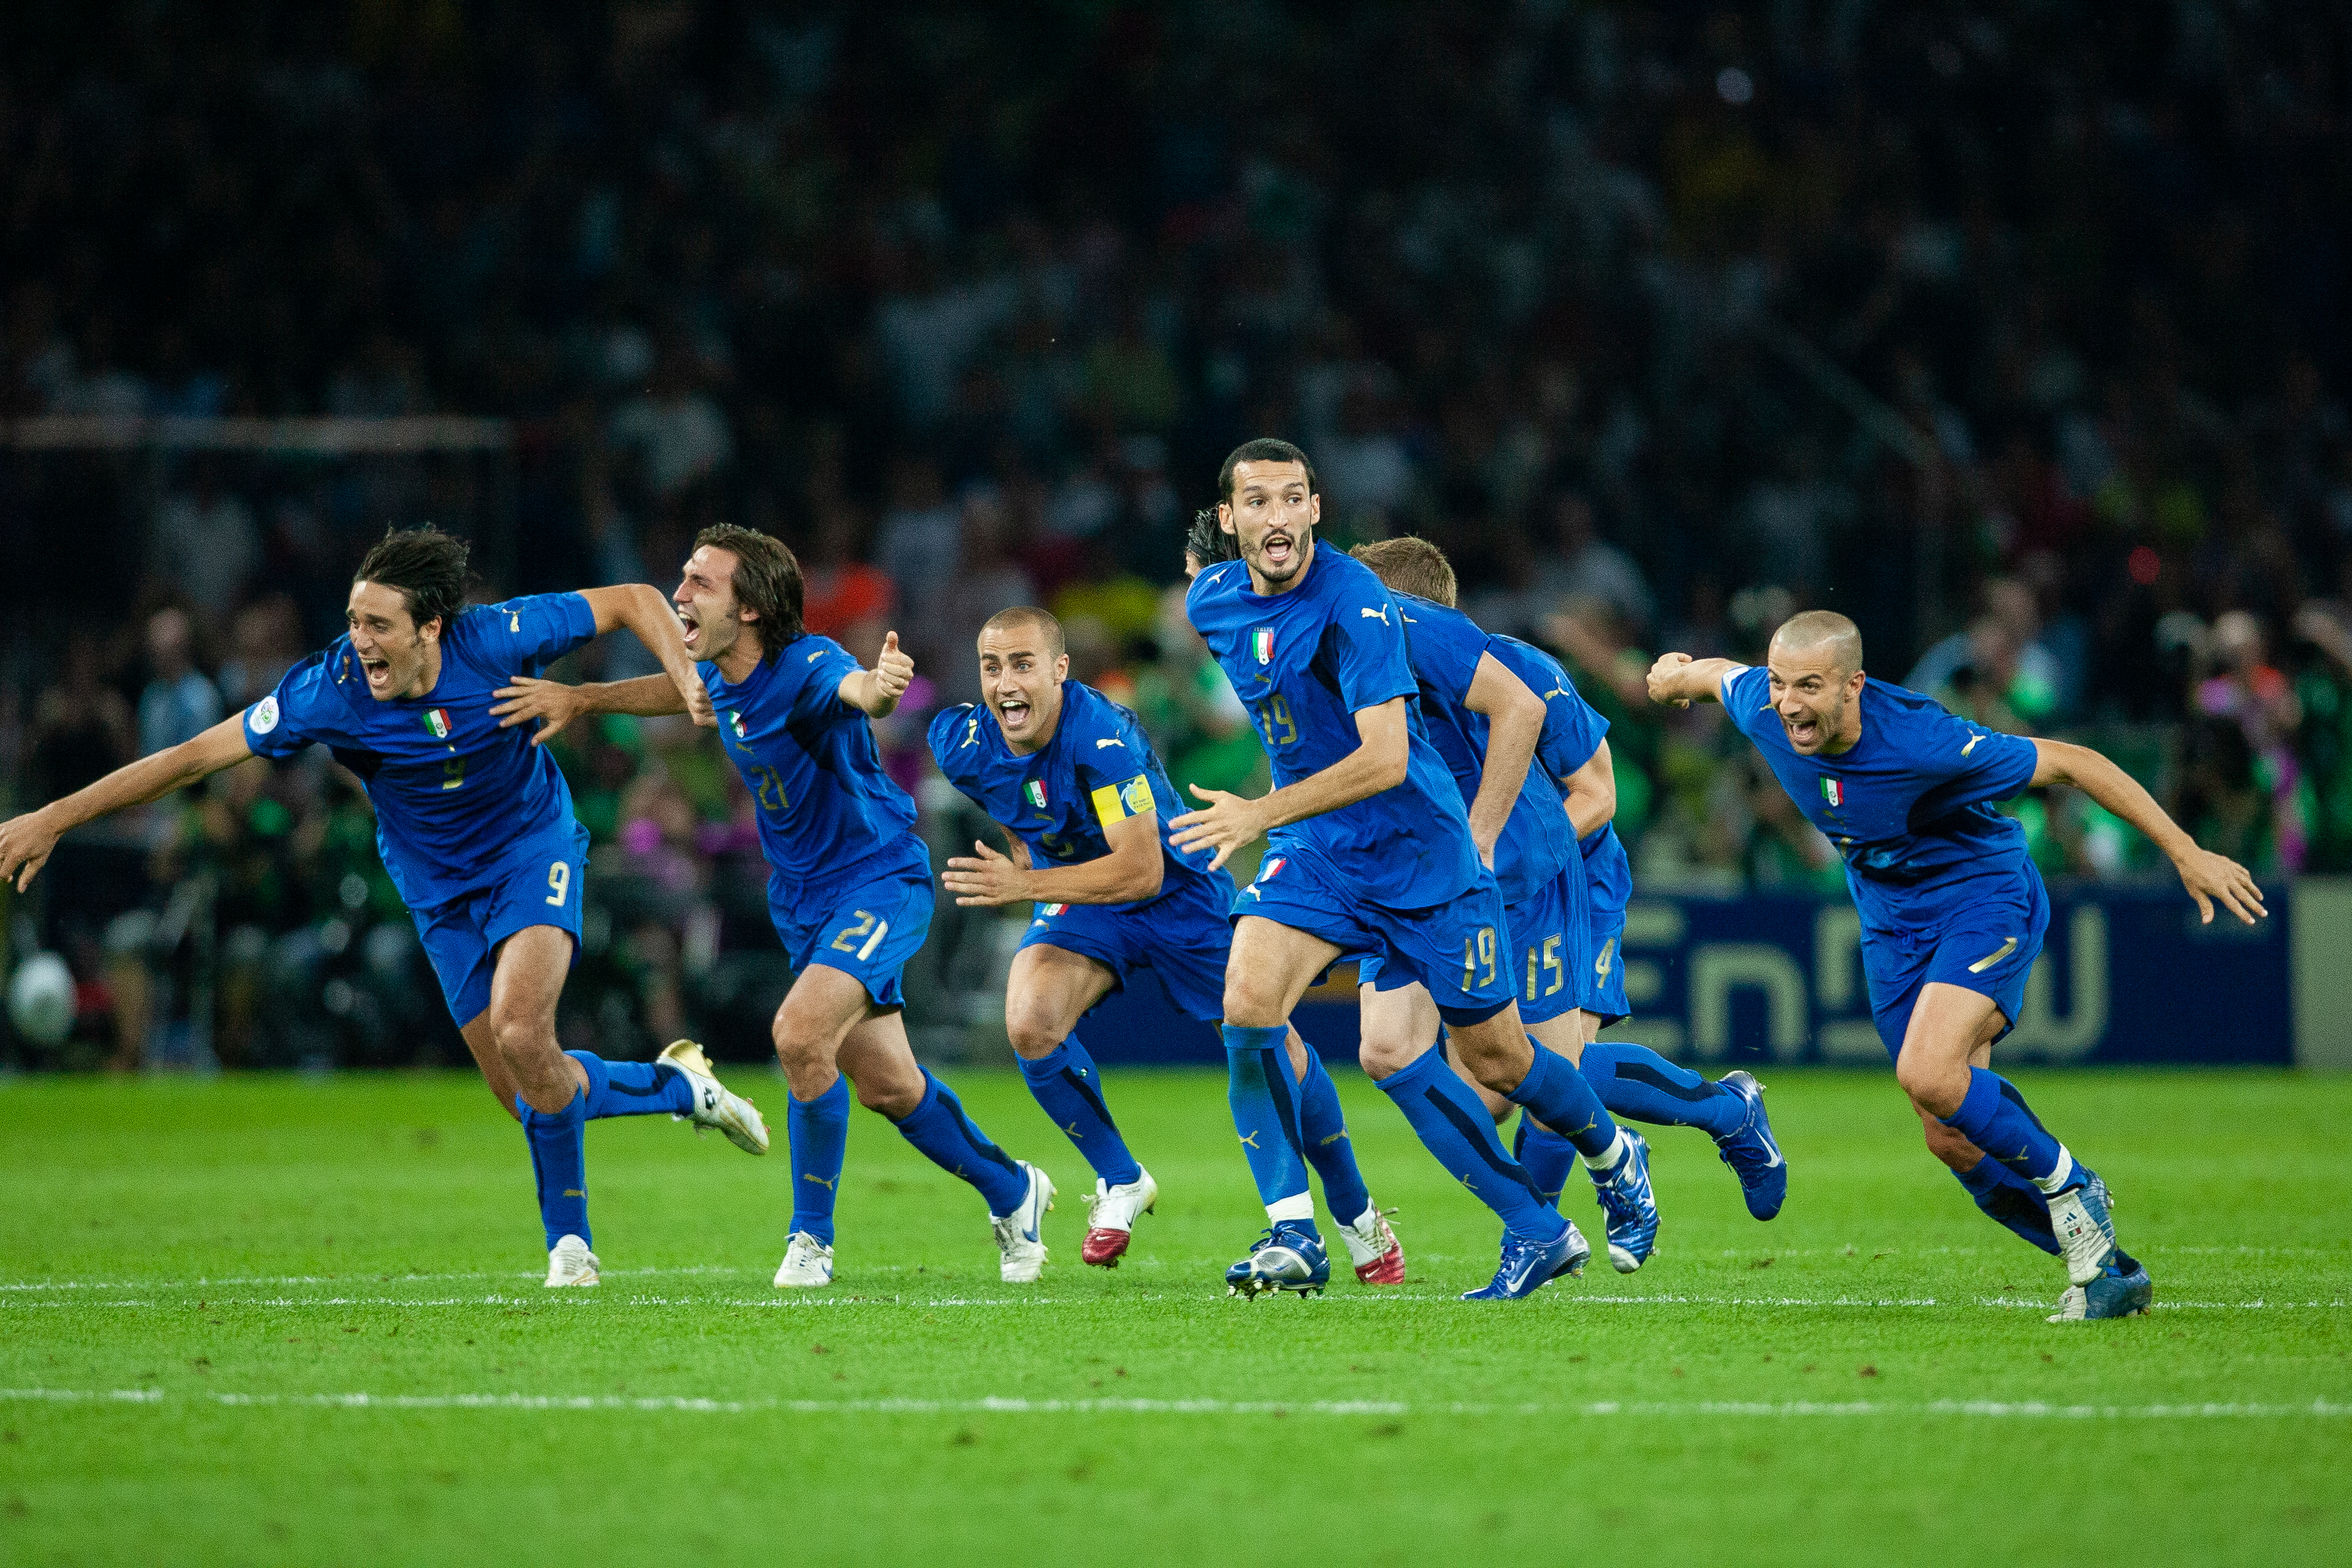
[1357,1030,1418,1081]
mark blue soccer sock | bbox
[1579,1040,1746,1139]
[1953,1156,2061,1257]
[1512,1119,1579,1206]
[1018,1036,1141,1187]
[570,1050,697,1120]
[787,1077,851,1245]
[518,1089,590,1250]
[889,1068,1030,1215]
[1379,1045,1563,1244]
[1941,1067,2072,1189]
[1291,1046,1371,1224]
[1504,1041,1628,1168]
[1224,1024,1314,1225]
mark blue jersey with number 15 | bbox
[242,593,599,912]
[1187,546,1479,910]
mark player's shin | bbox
[1503,1040,1629,1168]
[569,1049,697,1119]
[1223,1024,1315,1225]
[518,1089,591,1250]
[1290,1046,1371,1223]
[1377,1045,1564,1243]
[1579,1040,1745,1138]
[788,1077,851,1244]
[887,1068,1030,1214]
[1018,1034,1141,1186]
[1939,1067,2071,1187]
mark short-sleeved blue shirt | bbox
[1489,635,1610,786]
[929,680,1226,913]
[243,593,599,911]
[1391,595,1575,906]
[706,635,927,896]
[1187,546,1479,910]
[1723,666,2041,929]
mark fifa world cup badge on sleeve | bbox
[250,696,279,734]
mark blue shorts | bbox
[1579,900,1629,1025]
[769,861,934,1010]
[1863,869,2051,1061]
[1241,848,1516,1024]
[412,821,589,1026]
[1019,869,1234,1023]
[1504,869,1588,1027]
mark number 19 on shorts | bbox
[1461,925,1498,992]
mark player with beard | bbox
[491,525,1054,1288]
[927,606,1404,1281]
[1181,440,1623,1302]
[1649,611,2264,1320]
[0,528,769,1286]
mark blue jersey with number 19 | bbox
[1187,546,1479,910]
[242,593,599,910]
[705,634,928,896]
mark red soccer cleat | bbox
[1079,1168,1158,1269]
[1338,1204,1406,1285]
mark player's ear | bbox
[1053,652,1070,683]
[1217,501,1235,536]
[1308,491,1321,527]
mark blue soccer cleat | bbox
[1224,1220,1330,1300]
[1590,1128,1660,1273]
[2045,1166,2120,1286]
[1461,1218,1590,1301]
[2048,1253,2153,1322]
[1714,1070,1787,1221]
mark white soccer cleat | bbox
[544,1234,600,1287]
[773,1231,835,1289]
[1081,1167,1158,1267]
[2045,1177,2120,1287]
[1335,1203,1406,1285]
[992,1161,1056,1283]
[657,1038,770,1155]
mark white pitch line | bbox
[4,1292,2345,1313]
[2,1387,2345,1420]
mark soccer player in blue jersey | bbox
[1178,439,1629,1302]
[1339,539,1627,1272]
[492,525,1054,1289]
[929,607,1404,1280]
[0,528,771,1287]
[1649,610,2265,1320]
[1355,539,1787,1241]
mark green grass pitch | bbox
[2,1066,2347,1566]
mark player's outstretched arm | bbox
[943,813,1163,908]
[0,715,252,890]
[836,631,914,718]
[1561,736,1617,840]
[492,675,685,745]
[1462,651,1546,867]
[578,584,715,729]
[2029,738,2267,926]
[1169,697,1411,871]
[1646,652,1741,709]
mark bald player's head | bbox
[1764,609,1866,754]
[1769,610,1864,678]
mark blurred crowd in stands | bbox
[5,2,2352,1067]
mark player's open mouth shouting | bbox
[677,602,701,653]
[1254,528,1298,574]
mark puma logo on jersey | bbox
[1095,738,1125,748]
[1961,733,1985,756]
[807,650,824,663]
[961,716,979,746]
[1360,605,1389,624]
[509,611,520,632]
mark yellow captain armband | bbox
[1090,774,1157,824]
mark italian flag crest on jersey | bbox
[1252,628,1275,664]
[423,708,453,739]
[1024,780,1048,810]
[1820,778,1845,807]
